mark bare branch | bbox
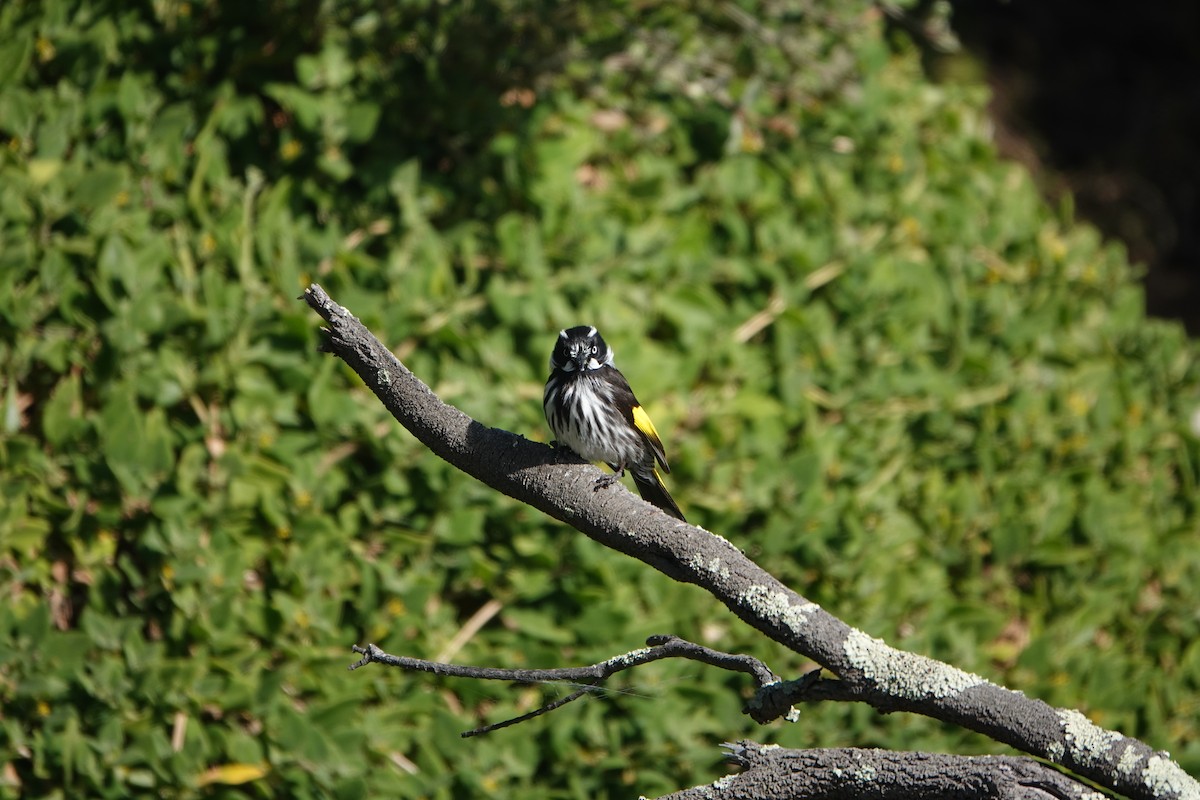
[414,643,842,740]
[658,742,1098,800]
[463,686,592,739]
[304,284,1197,800]
[350,635,776,687]
[351,635,782,736]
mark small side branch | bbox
[462,687,591,738]
[746,671,888,723]
[350,635,782,737]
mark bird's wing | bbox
[604,367,670,473]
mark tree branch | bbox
[660,742,1099,800]
[350,635,781,738]
[304,284,1197,800]
[349,635,777,687]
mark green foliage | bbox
[1,0,1199,797]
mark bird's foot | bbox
[593,469,624,491]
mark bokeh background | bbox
[2,1,1199,797]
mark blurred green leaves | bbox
[0,0,1199,797]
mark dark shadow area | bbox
[941,1,1200,334]
[55,0,589,230]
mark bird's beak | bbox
[573,350,590,371]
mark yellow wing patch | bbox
[631,404,660,440]
[631,404,669,471]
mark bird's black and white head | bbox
[549,325,614,374]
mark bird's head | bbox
[550,325,613,374]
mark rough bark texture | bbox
[662,743,1103,800]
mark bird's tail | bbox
[632,468,686,522]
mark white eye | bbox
[591,345,598,354]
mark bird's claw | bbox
[593,471,623,491]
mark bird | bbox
[543,325,686,521]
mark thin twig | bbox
[351,635,777,687]
[351,635,782,736]
[462,687,593,738]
